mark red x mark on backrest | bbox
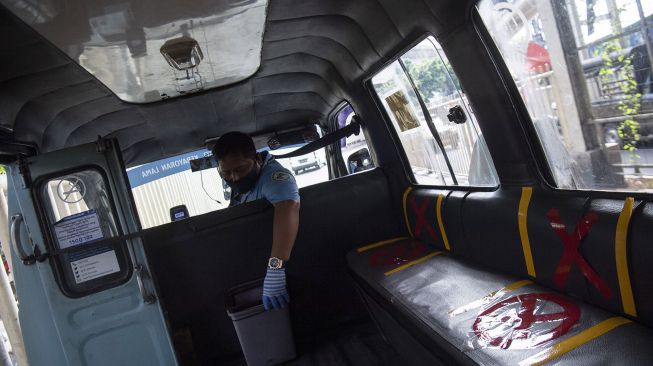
[410,196,438,241]
[546,208,612,299]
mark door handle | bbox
[134,264,156,304]
[10,214,35,265]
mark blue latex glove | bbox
[262,267,289,311]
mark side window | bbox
[372,36,498,186]
[128,150,226,229]
[270,147,328,187]
[128,143,329,229]
[40,170,132,296]
[478,0,653,191]
[335,104,376,175]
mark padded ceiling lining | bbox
[0,0,460,167]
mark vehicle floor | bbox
[220,320,406,366]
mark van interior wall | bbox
[349,86,414,216]
[142,168,401,363]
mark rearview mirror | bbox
[347,148,374,174]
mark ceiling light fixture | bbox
[160,36,204,70]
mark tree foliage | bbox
[375,79,397,96]
[596,41,641,157]
[405,58,459,101]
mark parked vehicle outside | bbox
[289,152,324,175]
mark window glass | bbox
[336,104,375,174]
[478,0,653,191]
[274,147,328,186]
[372,37,498,186]
[128,146,329,228]
[44,171,119,245]
[41,170,131,296]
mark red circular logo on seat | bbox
[473,293,580,349]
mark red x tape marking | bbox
[369,240,427,268]
[546,208,612,299]
[410,197,437,241]
[473,293,580,349]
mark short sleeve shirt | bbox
[230,152,300,205]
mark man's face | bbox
[217,153,258,182]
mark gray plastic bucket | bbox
[225,279,296,366]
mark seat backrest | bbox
[402,186,653,327]
[143,169,402,362]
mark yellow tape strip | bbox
[615,197,637,317]
[384,251,442,276]
[518,187,536,277]
[449,279,532,316]
[519,317,632,366]
[436,193,451,251]
[402,186,414,238]
[357,237,409,253]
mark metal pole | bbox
[0,265,23,366]
[0,330,13,366]
[635,0,653,77]
[567,0,585,55]
[397,58,459,185]
[551,0,598,149]
[0,179,28,366]
[0,177,12,281]
[606,0,625,48]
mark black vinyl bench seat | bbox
[347,237,653,366]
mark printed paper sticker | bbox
[54,209,104,249]
[71,249,120,284]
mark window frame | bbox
[365,32,499,191]
[128,127,334,229]
[327,101,377,178]
[33,165,134,298]
[472,2,653,198]
[470,4,559,190]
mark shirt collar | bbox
[259,151,273,167]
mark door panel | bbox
[7,139,177,366]
[7,189,67,365]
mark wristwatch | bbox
[268,257,284,270]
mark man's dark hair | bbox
[212,131,257,160]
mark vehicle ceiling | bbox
[0,0,473,167]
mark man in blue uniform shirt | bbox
[212,132,300,310]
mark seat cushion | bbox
[347,238,653,365]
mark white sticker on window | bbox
[386,90,421,132]
[54,209,104,249]
[70,250,120,284]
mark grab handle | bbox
[10,214,35,265]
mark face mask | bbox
[224,161,260,194]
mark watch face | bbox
[269,257,282,269]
